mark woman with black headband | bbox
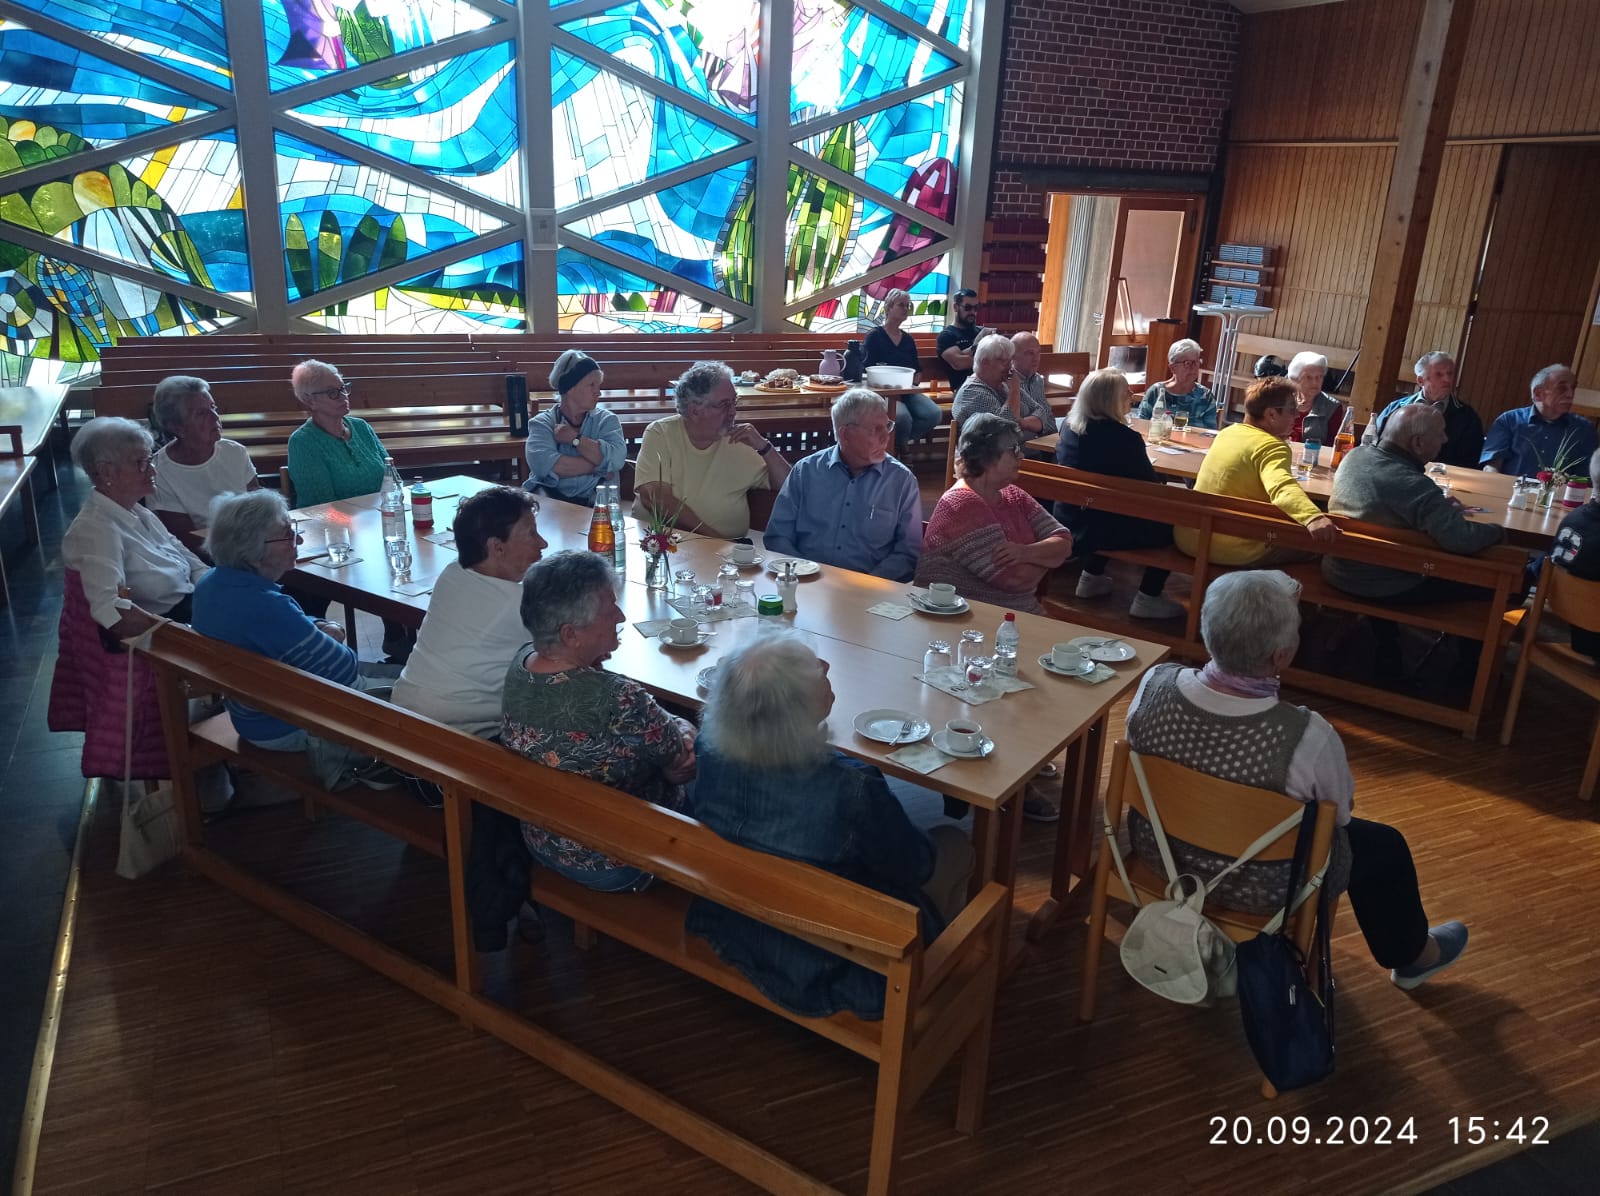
[523,349,627,506]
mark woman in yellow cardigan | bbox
[1175,377,1340,565]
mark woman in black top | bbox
[864,288,942,457]
[1055,368,1185,619]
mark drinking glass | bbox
[324,525,351,565]
[692,584,716,613]
[957,629,985,670]
[964,655,994,696]
[386,539,412,580]
[1173,411,1190,433]
[673,569,696,600]
[733,579,756,610]
[923,640,953,676]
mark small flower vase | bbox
[1535,471,1558,510]
[644,544,669,591]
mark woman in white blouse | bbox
[149,376,258,537]
[391,486,548,737]
[62,417,208,638]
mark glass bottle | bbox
[410,477,433,530]
[380,455,406,546]
[586,499,615,557]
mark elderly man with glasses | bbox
[763,388,922,581]
[285,358,391,508]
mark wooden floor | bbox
[30,660,1600,1195]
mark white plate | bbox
[720,551,765,570]
[853,708,931,745]
[1038,653,1096,677]
[906,591,970,615]
[931,730,995,759]
[766,557,820,577]
[1068,635,1137,663]
[658,630,713,650]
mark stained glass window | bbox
[0,0,982,380]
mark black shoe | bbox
[338,758,403,791]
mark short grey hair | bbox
[1531,364,1573,394]
[1066,368,1129,435]
[1381,402,1443,450]
[674,360,735,416]
[290,358,342,403]
[1200,570,1303,677]
[973,334,1015,373]
[206,489,289,573]
[150,376,210,438]
[956,412,1022,480]
[71,416,152,476]
[519,549,614,652]
[1168,338,1203,365]
[1286,351,1327,381]
[830,387,888,433]
[1413,351,1454,376]
[1587,448,1600,486]
[700,632,830,770]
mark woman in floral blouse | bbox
[502,550,696,891]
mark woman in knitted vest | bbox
[1124,569,1468,990]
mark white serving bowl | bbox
[863,365,916,389]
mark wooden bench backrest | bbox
[93,373,518,420]
[139,623,922,965]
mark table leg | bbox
[1026,715,1108,943]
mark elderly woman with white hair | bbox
[863,287,942,456]
[1056,368,1185,619]
[1285,350,1348,446]
[950,334,1053,438]
[285,358,390,509]
[522,349,626,506]
[686,633,972,1018]
[1125,570,1467,989]
[192,489,395,791]
[148,375,258,537]
[61,416,209,638]
[633,360,792,538]
[503,550,696,892]
[1136,338,1217,429]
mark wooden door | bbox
[1095,196,1205,370]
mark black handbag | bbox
[1234,805,1335,1091]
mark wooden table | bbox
[288,477,1167,915]
[1029,422,1566,547]
[0,385,71,456]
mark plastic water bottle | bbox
[1147,394,1167,444]
[994,611,1019,678]
[1361,420,1379,448]
[380,456,406,547]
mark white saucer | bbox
[1038,653,1096,677]
[766,557,820,577]
[658,630,713,650]
[721,552,764,570]
[696,665,719,690]
[931,730,995,759]
[853,708,931,745]
[1068,635,1137,663]
[907,592,970,615]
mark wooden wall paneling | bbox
[1405,144,1501,364]
[1575,259,1600,390]
[1459,145,1600,421]
[1215,146,1307,341]
[1449,0,1600,139]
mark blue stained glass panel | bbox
[307,242,526,333]
[876,0,972,50]
[288,43,521,205]
[263,0,502,93]
[794,84,960,205]
[556,246,739,332]
[792,5,958,124]
[5,1,232,90]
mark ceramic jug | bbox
[818,348,845,376]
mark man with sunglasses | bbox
[936,287,991,391]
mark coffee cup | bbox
[668,617,700,645]
[945,720,983,753]
[1051,643,1086,671]
[926,582,958,607]
[729,543,758,564]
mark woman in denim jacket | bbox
[685,635,972,1018]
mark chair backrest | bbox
[1546,558,1600,634]
[747,485,777,532]
[277,465,296,506]
[945,416,961,487]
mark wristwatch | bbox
[757,441,773,455]
[573,434,583,449]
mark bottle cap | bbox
[757,596,784,615]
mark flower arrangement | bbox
[637,499,684,589]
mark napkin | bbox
[1070,662,1119,685]
[887,742,953,774]
[668,595,754,623]
[391,578,435,597]
[916,665,999,705]
[868,601,914,620]
[1154,445,1191,455]
[633,618,675,638]
[422,531,457,547]
[320,555,362,570]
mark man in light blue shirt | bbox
[763,389,923,581]
[1480,364,1597,476]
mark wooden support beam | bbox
[1352,0,1477,418]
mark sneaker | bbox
[1075,572,1115,599]
[1390,921,1469,990]
[338,758,404,792]
[1129,591,1185,620]
[1022,793,1060,823]
[1036,761,1059,779]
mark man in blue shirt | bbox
[1373,351,1484,468]
[1481,364,1597,476]
[763,389,923,581]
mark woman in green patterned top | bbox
[285,359,389,507]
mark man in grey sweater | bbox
[1323,404,1505,601]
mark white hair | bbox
[1286,351,1327,381]
[290,358,342,404]
[1531,364,1573,394]
[206,489,289,573]
[830,387,887,433]
[70,416,152,476]
[973,334,1015,372]
[1413,351,1453,376]
[519,550,614,652]
[1066,368,1130,435]
[882,287,911,308]
[674,360,735,415]
[700,632,830,770]
[1200,570,1303,677]
[149,376,210,438]
[1168,338,1203,365]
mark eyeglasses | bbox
[308,384,351,400]
[263,530,303,544]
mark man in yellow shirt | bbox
[1175,377,1339,564]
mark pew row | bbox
[140,624,1007,1196]
[1017,461,1528,738]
